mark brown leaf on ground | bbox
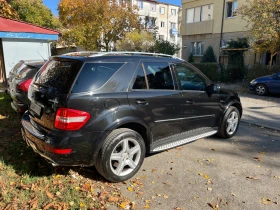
[29,197,38,209]
[207,202,219,210]
[261,198,271,205]
[246,176,259,180]
[43,202,55,210]
[209,148,216,151]
[108,196,119,202]
[253,156,262,162]
[175,147,183,150]
[152,169,157,173]
[46,190,54,199]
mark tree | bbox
[59,0,139,51]
[0,0,19,19]
[201,46,217,63]
[116,30,154,52]
[9,0,60,29]
[151,40,180,55]
[239,0,280,70]
[226,38,249,80]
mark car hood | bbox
[254,75,273,81]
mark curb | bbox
[241,119,280,132]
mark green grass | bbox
[0,93,130,209]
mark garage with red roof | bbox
[0,16,59,83]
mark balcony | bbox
[180,20,214,36]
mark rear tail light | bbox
[45,146,72,155]
[54,108,90,131]
[17,79,32,92]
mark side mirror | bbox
[207,84,219,95]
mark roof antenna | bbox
[37,51,47,61]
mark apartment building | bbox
[133,0,182,56]
[180,0,257,65]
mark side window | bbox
[72,62,125,93]
[132,65,147,89]
[175,64,206,91]
[143,62,174,90]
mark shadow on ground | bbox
[0,93,105,181]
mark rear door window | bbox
[34,59,83,94]
[142,62,174,90]
[72,62,125,93]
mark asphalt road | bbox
[120,122,280,210]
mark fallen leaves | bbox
[261,198,278,205]
[246,176,259,180]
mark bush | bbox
[192,63,220,82]
[247,64,279,81]
[201,46,216,63]
[188,52,194,63]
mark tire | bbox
[95,128,145,182]
[218,106,240,139]
[255,84,268,96]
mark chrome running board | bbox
[152,130,217,152]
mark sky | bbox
[43,0,181,16]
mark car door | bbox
[128,61,183,142]
[269,72,280,93]
[173,63,222,131]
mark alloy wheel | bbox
[226,111,239,135]
[110,138,141,176]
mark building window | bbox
[171,9,176,16]
[171,22,176,29]
[186,4,213,23]
[160,21,165,28]
[151,3,156,12]
[159,35,164,40]
[227,1,238,18]
[160,7,165,14]
[136,0,143,10]
[191,42,204,56]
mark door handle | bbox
[186,100,195,104]
[135,99,148,105]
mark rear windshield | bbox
[71,62,125,93]
[34,59,83,94]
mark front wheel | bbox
[218,106,240,139]
[95,128,145,182]
[255,84,267,96]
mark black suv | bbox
[21,52,242,182]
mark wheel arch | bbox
[224,100,243,117]
[91,118,151,165]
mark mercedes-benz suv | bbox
[21,52,242,182]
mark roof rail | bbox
[89,51,184,61]
[61,51,99,57]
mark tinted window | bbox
[35,59,83,94]
[175,64,206,91]
[72,62,125,93]
[143,62,174,90]
[132,65,147,89]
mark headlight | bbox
[250,79,257,85]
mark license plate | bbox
[30,102,41,116]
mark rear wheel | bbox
[218,106,240,139]
[255,84,267,96]
[95,128,145,182]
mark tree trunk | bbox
[105,42,109,52]
[269,52,277,74]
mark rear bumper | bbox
[21,111,102,166]
[10,90,28,113]
[11,100,27,113]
